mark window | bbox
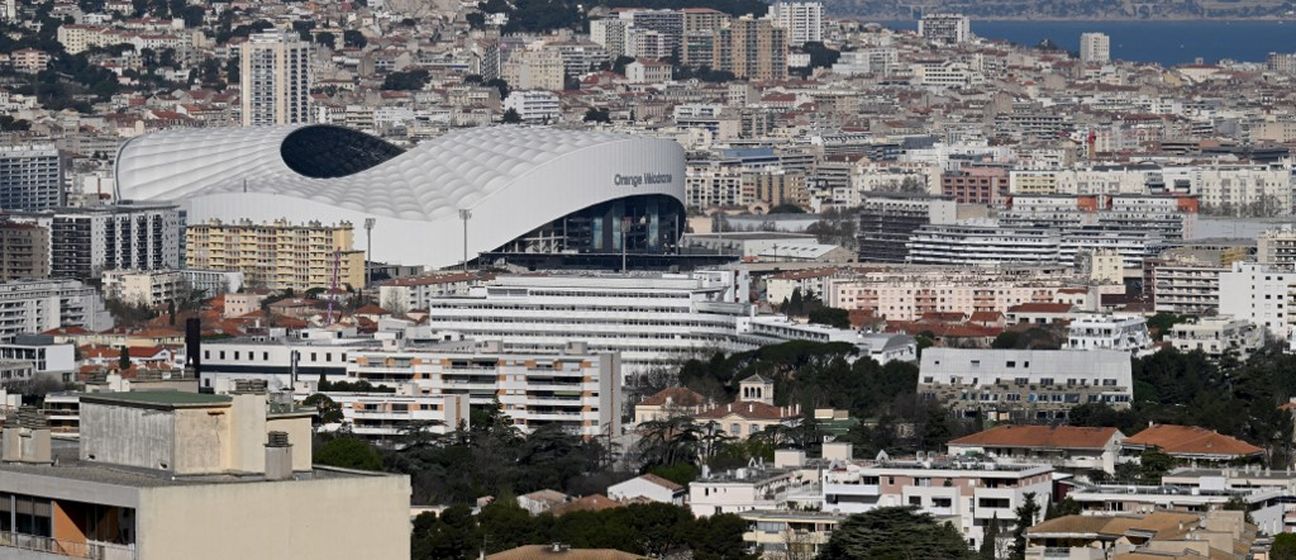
[1006,361,1016,368]
[908,496,921,506]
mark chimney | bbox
[185,317,202,380]
[3,407,51,464]
[264,431,293,481]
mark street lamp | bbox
[364,217,375,290]
[458,209,472,272]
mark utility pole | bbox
[621,216,628,272]
[364,217,375,290]
[459,209,472,272]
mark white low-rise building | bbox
[1065,314,1152,355]
[607,473,686,505]
[294,383,470,443]
[1166,316,1262,361]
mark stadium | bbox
[114,125,687,268]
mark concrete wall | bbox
[135,474,411,560]
[266,415,313,472]
[229,393,268,473]
[172,407,232,474]
[80,402,177,471]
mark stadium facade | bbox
[114,125,686,268]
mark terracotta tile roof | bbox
[636,473,683,492]
[1029,511,1200,540]
[639,387,706,408]
[553,494,622,515]
[949,425,1121,451]
[1124,424,1263,458]
[694,401,794,421]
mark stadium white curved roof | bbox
[115,125,686,267]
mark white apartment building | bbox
[1166,316,1263,361]
[767,1,823,46]
[295,383,470,442]
[3,202,183,280]
[947,425,1125,474]
[241,31,311,127]
[1079,32,1110,65]
[1218,261,1296,338]
[690,466,815,517]
[626,59,672,83]
[821,458,1052,550]
[0,278,113,342]
[589,18,628,57]
[1257,225,1296,265]
[911,60,984,89]
[503,90,560,123]
[1066,484,1285,536]
[686,163,746,207]
[907,223,1061,266]
[918,13,970,44]
[1066,314,1152,354]
[0,334,75,378]
[918,348,1134,421]
[102,269,183,307]
[826,266,1089,321]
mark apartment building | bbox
[240,31,312,126]
[1001,194,1197,240]
[185,218,364,292]
[1218,261,1296,338]
[1065,485,1283,536]
[1148,259,1225,315]
[1257,225,1296,265]
[821,457,1052,550]
[918,13,970,44]
[767,1,823,46]
[0,220,49,280]
[377,271,493,313]
[856,193,957,263]
[1065,314,1151,354]
[685,163,746,207]
[907,223,1061,266]
[1079,32,1111,65]
[0,385,411,560]
[347,340,623,437]
[7,202,183,280]
[296,383,470,442]
[713,17,787,81]
[0,144,64,212]
[690,465,815,517]
[1165,317,1263,361]
[745,168,807,208]
[100,269,240,307]
[941,166,1009,205]
[825,266,1086,321]
[0,334,75,379]
[502,89,560,122]
[0,278,113,342]
[1026,510,1257,560]
[918,348,1134,421]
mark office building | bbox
[821,454,1052,550]
[918,13,971,44]
[856,194,957,263]
[0,221,49,280]
[0,144,64,212]
[0,279,113,341]
[114,125,686,268]
[240,31,312,127]
[713,17,787,81]
[0,385,411,560]
[917,348,1134,421]
[185,219,364,292]
[1079,32,1111,64]
[767,1,823,46]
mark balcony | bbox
[0,532,135,560]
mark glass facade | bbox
[495,194,685,255]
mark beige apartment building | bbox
[825,267,1091,321]
[713,17,787,81]
[240,31,312,126]
[0,221,49,280]
[186,219,364,292]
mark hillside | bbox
[823,0,1296,19]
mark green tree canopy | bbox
[819,507,973,560]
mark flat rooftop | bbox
[79,391,232,409]
[0,442,395,489]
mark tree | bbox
[303,393,344,425]
[314,435,383,470]
[501,108,523,123]
[315,31,336,49]
[819,507,973,560]
[343,30,367,48]
[1272,533,1296,560]
[808,307,850,329]
[979,514,1000,560]
[382,69,430,90]
[583,107,610,123]
[1009,492,1041,560]
[117,345,131,370]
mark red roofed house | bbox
[607,473,686,505]
[634,386,710,424]
[692,374,800,438]
[1123,424,1264,464]
[948,425,1126,474]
